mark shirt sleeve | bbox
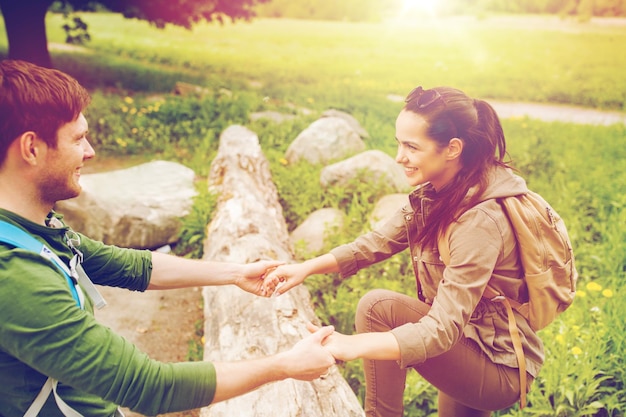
[77,232,153,291]
[330,208,409,278]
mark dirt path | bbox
[489,101,626,126]
[95,286,204,417]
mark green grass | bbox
[1,11,625,416]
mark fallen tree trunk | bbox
[200,125,364,417]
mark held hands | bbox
[235,260,285,295]
[282,324,337,381]
[305,322,357,362]
[260,263,308,297]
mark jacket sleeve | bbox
[330,208,409,278]
[391,207,505,368]
[0,250,216,415]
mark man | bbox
[0,59,335,417]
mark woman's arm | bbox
[307,323,401,362]
[261,253,339,297]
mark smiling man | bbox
[0,59,335,417]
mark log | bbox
[200,126,364,417]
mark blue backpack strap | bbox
[0,220,81,307]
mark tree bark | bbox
[0,0,54,67]
[200,125,364,416]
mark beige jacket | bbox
[331,167,544,377]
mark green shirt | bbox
[0,209,216,417]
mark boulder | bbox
[320,149,410,192]
[285,117,365,165]
[370,194,409,230]
[321,109,369,139]
[290,208,345,255]
[54,160,197,249]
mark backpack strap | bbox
[23,377,85,417]
[482,287,527,408]
[438,225,527,409]
[0,220,89,416]
[0,220,82,307]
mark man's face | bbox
[39,113,95,204]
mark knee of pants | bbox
[355,288,397,333]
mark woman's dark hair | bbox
[404,86,510,247]
[0,59,91,164]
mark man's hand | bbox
[212,324,336,403]
[260,263,308,297]
[305,322,359,362]
[277,324,336,380]
[234,260,284,295]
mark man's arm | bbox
[211,325,336,403]
[148,251,283,294]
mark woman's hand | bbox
[261,263,309,297]
[305,323,359,362]
[234,260,285,295]
[306,323,401,362]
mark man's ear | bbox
[447,138,463,160]
[17,131,42,165]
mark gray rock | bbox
[285,117,365,165]
[290,208,345,255]
[369,194,409,230]
[321,109,369,138]
[54,160,197,249]
[320,149,410,192]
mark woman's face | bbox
[394,110,460,190]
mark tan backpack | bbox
[438,190,578,408]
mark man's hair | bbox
[0,59,91,164]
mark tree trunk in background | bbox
[0,0,54,67]
[201,125,364,417]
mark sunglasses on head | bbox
[405,86,442,109]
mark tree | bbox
[0,0,270,68]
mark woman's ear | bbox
[446,138,463,160]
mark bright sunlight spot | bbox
[401,0,441,16]
[386,0,442,24]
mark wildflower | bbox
[571,347,582,355]
[602,289,613,298]
[124,96,134,104]
[279,158,289,166]
[121,105,128,113]
[576,290,586,298]
[555,334,565,345]
[586,282,602,292]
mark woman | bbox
[263,86,543,416]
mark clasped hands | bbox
[236,261,353,371]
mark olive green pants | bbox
[355,289,531,417]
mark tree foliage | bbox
[67,0,271,28]
[0,0,269,67]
